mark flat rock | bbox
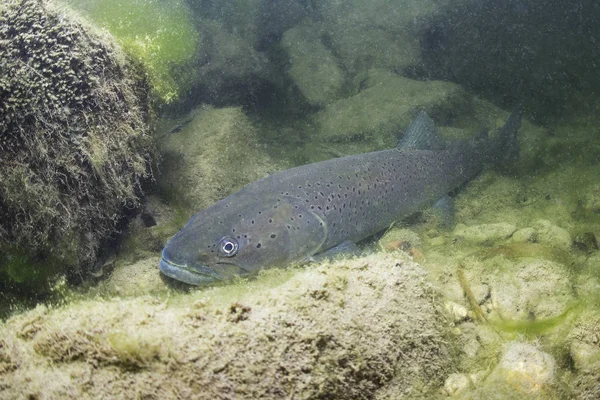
[453,222,517,244]
[313,69,470,144]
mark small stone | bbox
[428,236,446,246]
[445,301,468,323]
[532,220,572,250]
[444,373,471,396]
[512,227,537,243]
[570,342,600,370]
[496,342,556,394]
[379,228,422,251]
[453,222,517,244]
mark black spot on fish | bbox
[270,234,276,238]
[257,243,262,248]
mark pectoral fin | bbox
[309,240,360,263]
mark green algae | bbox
[62,0,200,103]
[0,248,63,290]
[473,242,574,267]
[492,306,579,337]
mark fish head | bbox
[159,195,327,285]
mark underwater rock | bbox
[315,0,441,76]
[313,69,470,144]
[568,312,600,400]
[567,311,600,371]
[98,257,166,297]
[497,342,556,389]
[0,253,455,399]
[157,105,282,214]
[478,342,557,397]
[0,0,153,283]
[378,227,423,252]
[192,20,271,105]
[532,219,572,250]
[489,258,574,322]
[453,222,517,244]
[512,227,538,243]
[281,19,345,106]
[443,373,472,396]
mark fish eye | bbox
[218,237,239,257]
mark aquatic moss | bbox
[0,0,153,280]
[0,248,62,290]
[62,0,200,103]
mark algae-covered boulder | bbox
[0,0,152,283]
[317,0,443,76]
[157,105,283,214]
[0,253,455,399]
[281,19,346,106]
[312,69,472,145]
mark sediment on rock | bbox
[0,253,455,399]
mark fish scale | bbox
[159,107,523,285]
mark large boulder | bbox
[157,105,281,214]
[312,69,471,145]
[0,0,153,285]
[0,253,455,399]
[317,0,443,76]
[281,19,345,106]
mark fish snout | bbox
[159,247,220,285]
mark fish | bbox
[159,106,523,285]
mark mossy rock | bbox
[157,105,282,214]
[0,253,456,398]
[0,0,153,287]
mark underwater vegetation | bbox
[60,0,200,104]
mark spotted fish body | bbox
[160,108,523,285]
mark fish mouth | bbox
[159,257,221,286]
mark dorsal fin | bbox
[397,110,445,150]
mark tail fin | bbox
[498,102,524,163]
